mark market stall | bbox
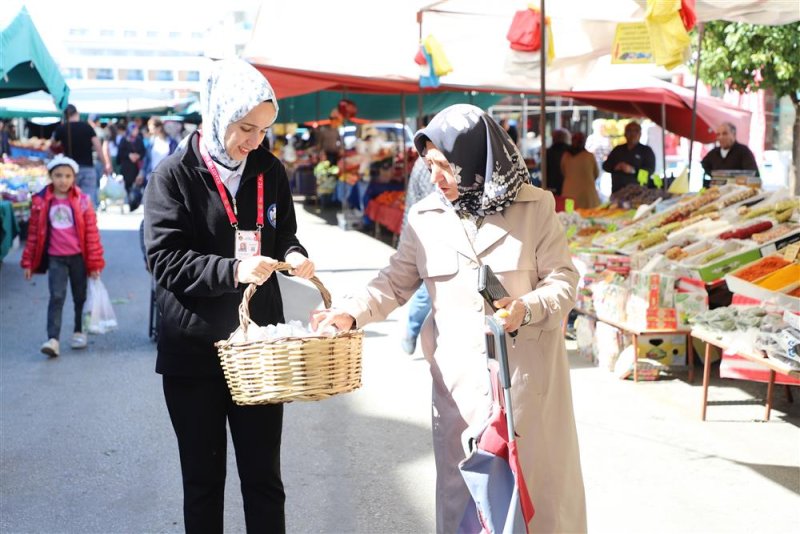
[564,183,799,410]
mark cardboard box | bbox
[636,333,687,366]
[693,246,762,282]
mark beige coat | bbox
[342,184,587,533]
[561,150,601,209]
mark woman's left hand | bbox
[493,297,527,333]
[89,271,101,279]
[285,251,315,279]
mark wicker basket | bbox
[215,262,362,405]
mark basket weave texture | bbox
[215,262,362,405]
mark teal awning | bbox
[0,7,69,110]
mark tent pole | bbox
[688,23,705,189]
[418,93,424,130]
[661,101,667,187]
[401,92,408,187]
[539,0,547,191]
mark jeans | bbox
[406,284,432,340]
[47,254,87,339]
[77,165,99,207]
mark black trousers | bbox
[47,254,87,339]
[163,374,285,534]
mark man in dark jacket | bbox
[701,122,759,188]
[602,121,656,194]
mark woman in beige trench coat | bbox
[312,104,586,533]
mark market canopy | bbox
[245,1,800,99]
[0,87,191,119]
[0,6,69,110]
[558,74,752,143]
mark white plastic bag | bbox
[100,174,126,201]
[84,278,118,334]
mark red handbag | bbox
[506,8,542,52]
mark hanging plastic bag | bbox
[84,277,118,334]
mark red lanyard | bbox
[198,133,263,230]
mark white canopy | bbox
[245,0,799,95]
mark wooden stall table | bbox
[574,308,694,383]
[690,326,800,421]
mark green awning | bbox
[276,91,503,124]
[0,7,70,110]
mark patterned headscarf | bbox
[200,58,279,169]
[413,104,527,216]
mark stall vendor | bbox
[701,122,759,188]
[602,122,656,193]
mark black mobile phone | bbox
[477,265,517,338]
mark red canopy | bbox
[557,78,751,143]
[250,63,425,99]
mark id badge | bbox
[235,230,261,260]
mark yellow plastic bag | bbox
[423,35,453,77]
[645,0,690,70]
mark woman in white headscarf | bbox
[144,59,315,533]
[312,104,586,533]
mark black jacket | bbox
[144,132,307,376]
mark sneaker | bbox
[400,336,417,355]
[40,338,60,358]
[71,332,88,350]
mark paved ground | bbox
[1,200,798,533]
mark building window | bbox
[191,32,204,39]
[150,70,174,81]
[99,29,115,38]
[121,69,144,81]
[169,31,181,39]
[63,68,83,80]
[147,30,159,38]
[68,28,88,36]
[179,70,200,82]
[87,68,114,80]
[124,30,137,38]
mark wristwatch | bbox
[521,302,532,326]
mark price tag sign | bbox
[566,224,578,239]
[607,223,618,233]
[637,168,649,186]
[782,242,800,261]
[652,173,663,188]
[565,198,575,213]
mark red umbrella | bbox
[458,316,535,533]
[557,77,751,144]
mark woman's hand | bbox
[236,256,278,285]
[285,251,315,279]
[23,268,32,281]
[310,308,355,333]
[493,297,527,333]
[88,271,101,279]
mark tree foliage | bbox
[696,21,800,104]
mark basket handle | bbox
[238,262,332,333]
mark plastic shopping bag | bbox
[83,278,118,334]
[100,174,126,201]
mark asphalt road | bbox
[2,202,799,533]
[0,207,436,533]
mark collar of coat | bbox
[181,130,279,184]
[413,183,546,259]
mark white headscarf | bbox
[200,58,279,169]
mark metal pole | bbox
[661,101,667,186]
[688,23,705,188]
[401,93,408,187]
[539,0,547,191]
